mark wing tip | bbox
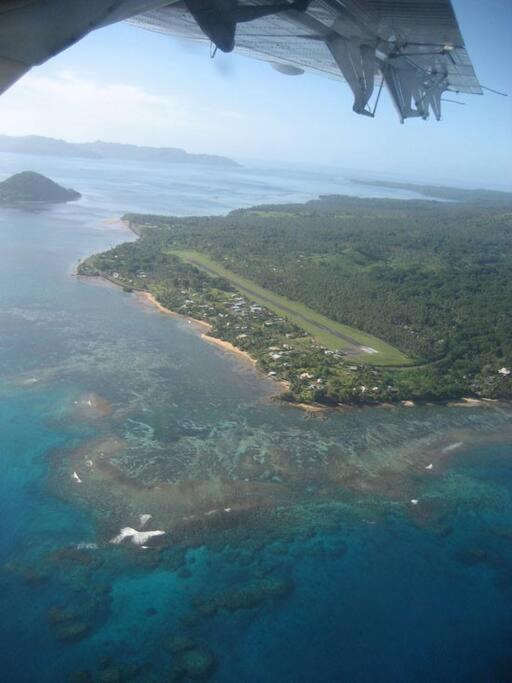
[0,57,29,95]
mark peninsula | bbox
[79,189,512,407]
[350,178,512,205]
[0,171,81,204]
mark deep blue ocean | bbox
[0,155,511,683]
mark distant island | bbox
[0,135,239,168]
[78,186,512,407]
[351,179,512,205]
[0,171,81,204]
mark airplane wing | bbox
[0,0,482,122]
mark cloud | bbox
[0,70,201,146]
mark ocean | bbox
[0,155,511,682]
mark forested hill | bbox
[116,191,511,402]
[0,171,80,203]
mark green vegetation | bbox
[78,189,512,406]
[0,171,81,203]
[169,249,408,365]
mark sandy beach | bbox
[102,216,133,233]
[447,397,495,408]
[201,333,257,366]
[137,291,212,333]
[136,291,297,397]
[137,291,256,366]
[87,278,510,415]
[281,401,327,414]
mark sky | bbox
[0,0,510,188]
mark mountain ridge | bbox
[0,135,239,167]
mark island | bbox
[350,178,512,205]
[79,188,512,407]
[0,171,81,204]
[0,134,240,168]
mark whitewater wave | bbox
[110,526,166,546]
[139,513,152,527]
[442,442,464,453]
[76,542,98,550]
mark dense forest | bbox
[80,190,512,404]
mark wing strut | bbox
[380,56,449,122]
[326,36,376,116]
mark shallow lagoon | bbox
[0,158,511,682]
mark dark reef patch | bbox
[192,575,293,617]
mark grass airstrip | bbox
[170,250,411,366]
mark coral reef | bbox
[170,647,215,681]
[167,635,197,654]
[193,575,293,617]
[47,606,91,643]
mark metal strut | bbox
[326,36,377,116]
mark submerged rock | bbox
[193,575,293,617]
[68,671,93,683]
[170,647,215,681]
[98,665,122,683]
[52,619,90,643]
[48,606,81,624]
[455,547,489,566]
[49,546,103,570]
[3,561,49,587]
[167,635,196,653]
[47,605,90,642]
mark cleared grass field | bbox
[170,250,411,366]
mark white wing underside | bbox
[129,0,481,94]
[0,0,482,121]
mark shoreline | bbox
[101,216,133,233]
[280,401,329,414]
[78,220,509,414]
[134,290,508,413]
[131,285,295,398]
[85,276,510,414]
[200,333,257,366]
[137,290,291,392]
[137,291,212,333]
[141,287,297,392]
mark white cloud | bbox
[0,70,204,146]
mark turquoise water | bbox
[0,156,511,682]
